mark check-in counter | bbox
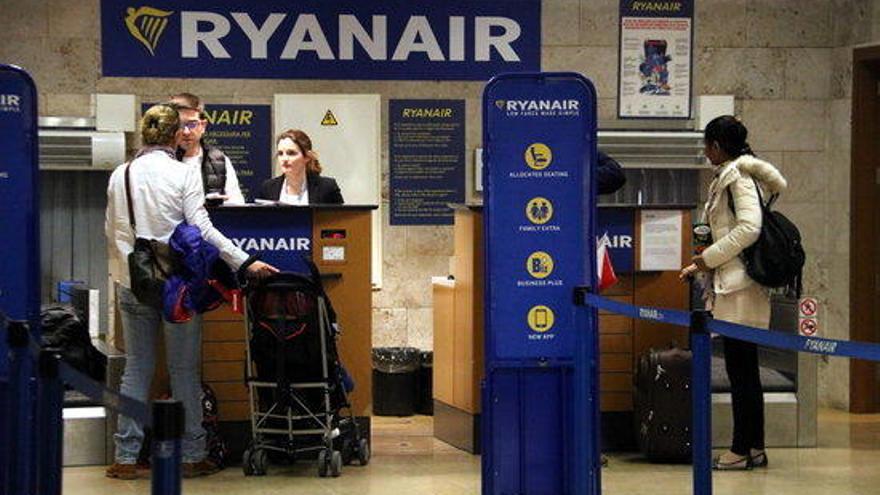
[113,205,375,429]
[203,205,376,421]
[433,204,692,452]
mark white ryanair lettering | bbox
[180,13,522,62]
[639,308,663,321]
[231,237,311,251]
[606,235,633,249]
[0,93,21,112]
[804,339,837,354]
[0,94,20,106]
[505,99,580,112]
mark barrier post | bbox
[151,400,184,495]
[690,310,712,495]
[36,349,64,495]
[5,321,35,495]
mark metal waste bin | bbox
[372,347,420,416]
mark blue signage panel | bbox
[209,207,312,273]
[202,104,272,202]
[0,65,39,494]
[389,99,465,225]
[482,73,599,495]
[101,0,541,81]
[0,66,39,373]
[485,80,595,360]
[597,207,634,273]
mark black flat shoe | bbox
[712,454,752,471]
[750,451,768,468]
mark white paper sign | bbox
[639,210,682,271]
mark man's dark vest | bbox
[201,143,227,198]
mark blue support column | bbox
[151,400,183,495]
[36,349,64,495]
[690,310,712,495]
[5,321,35,495]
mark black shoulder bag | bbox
[727,178,805,296]
[125,162,179,308]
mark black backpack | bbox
[727,178,805,296]
[40,304,107,383]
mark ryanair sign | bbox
[101,0,541,80]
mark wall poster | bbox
[618,0,693,119]
[202,104,271,201]
[389,99,465,225]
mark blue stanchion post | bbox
[5,321,35,495]
[690,310,712,495]
[36,349,64,495]
[151,400,184,495]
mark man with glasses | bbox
[168,93,245,205]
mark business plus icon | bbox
[526,251,554,279]
[125,6,173,56]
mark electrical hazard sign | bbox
[321,109,338,126]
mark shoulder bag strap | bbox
[124,162,136,234]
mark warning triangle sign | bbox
[321,110,339,126]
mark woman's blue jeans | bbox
[114,285,206,464]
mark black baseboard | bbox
[601,411,637,452]
[433,400,480,454]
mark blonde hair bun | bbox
[141,104,180,146]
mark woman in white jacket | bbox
[681,115,787,470]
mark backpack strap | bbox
[727,177,769,218]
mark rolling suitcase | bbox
[634,346,692,462]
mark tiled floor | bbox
[63,409,880,494]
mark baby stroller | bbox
[241,266,369,477]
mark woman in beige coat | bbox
[681,115,787,470]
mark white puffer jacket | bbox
[700,154,787,295]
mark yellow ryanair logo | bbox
[124,6,173,56]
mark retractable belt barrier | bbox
[582,292,880,362]
[21,335,153,428]
[4,325,182,495]
[578,291,880,495]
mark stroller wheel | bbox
[242,448,254,476]
[330,450,343,477]
[340,438,354,466]
[251,449,269,476]
[357,438,371,466]
[317,449,329,478]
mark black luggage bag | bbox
[634,346,692,462]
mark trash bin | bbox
[372,347,420,416]
[416,351,433,415]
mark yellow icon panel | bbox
[525,197,553,225]
[527,305,555,333]
[526,251,554,279]
[525,143,552,170]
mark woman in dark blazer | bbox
[258,129,344,205]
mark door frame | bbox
[850,45,880,413]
